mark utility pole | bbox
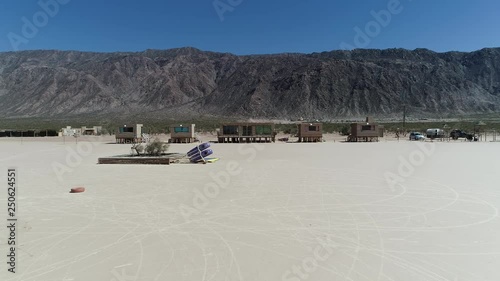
[403,104,406,133]
[401,91,407,135]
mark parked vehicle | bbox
[426,128,445,139]
[449,129,478,141]
[409,132,425,141]
[449,129,469,140]
[467,134,479,141]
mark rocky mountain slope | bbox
[0,47,499,119]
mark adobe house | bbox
[116,124,143,143]
[81,126,103,135]
[217,123,276,143]
[347,117,384,142]
[169,124,196,143]
[297,122,323,142]
[59,126,82,137]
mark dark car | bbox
[450,129,477,141]
[450,129,468,140]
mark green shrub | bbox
[340,126,350,136]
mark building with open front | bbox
[217,123,276,143]
[169,124,196,143]
[81,126,103,135]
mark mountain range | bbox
[0,47,499,120]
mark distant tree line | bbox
[0,129,58,137]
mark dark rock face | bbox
[0,47,499,119]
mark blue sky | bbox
[1,0,499,54]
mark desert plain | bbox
[0,135,499,281]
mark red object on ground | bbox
[70,187,85,193]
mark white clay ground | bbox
[0,136,499,281]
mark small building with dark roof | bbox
[297,122,323,142]
[116,124,143,143]
[347,117,384,142]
